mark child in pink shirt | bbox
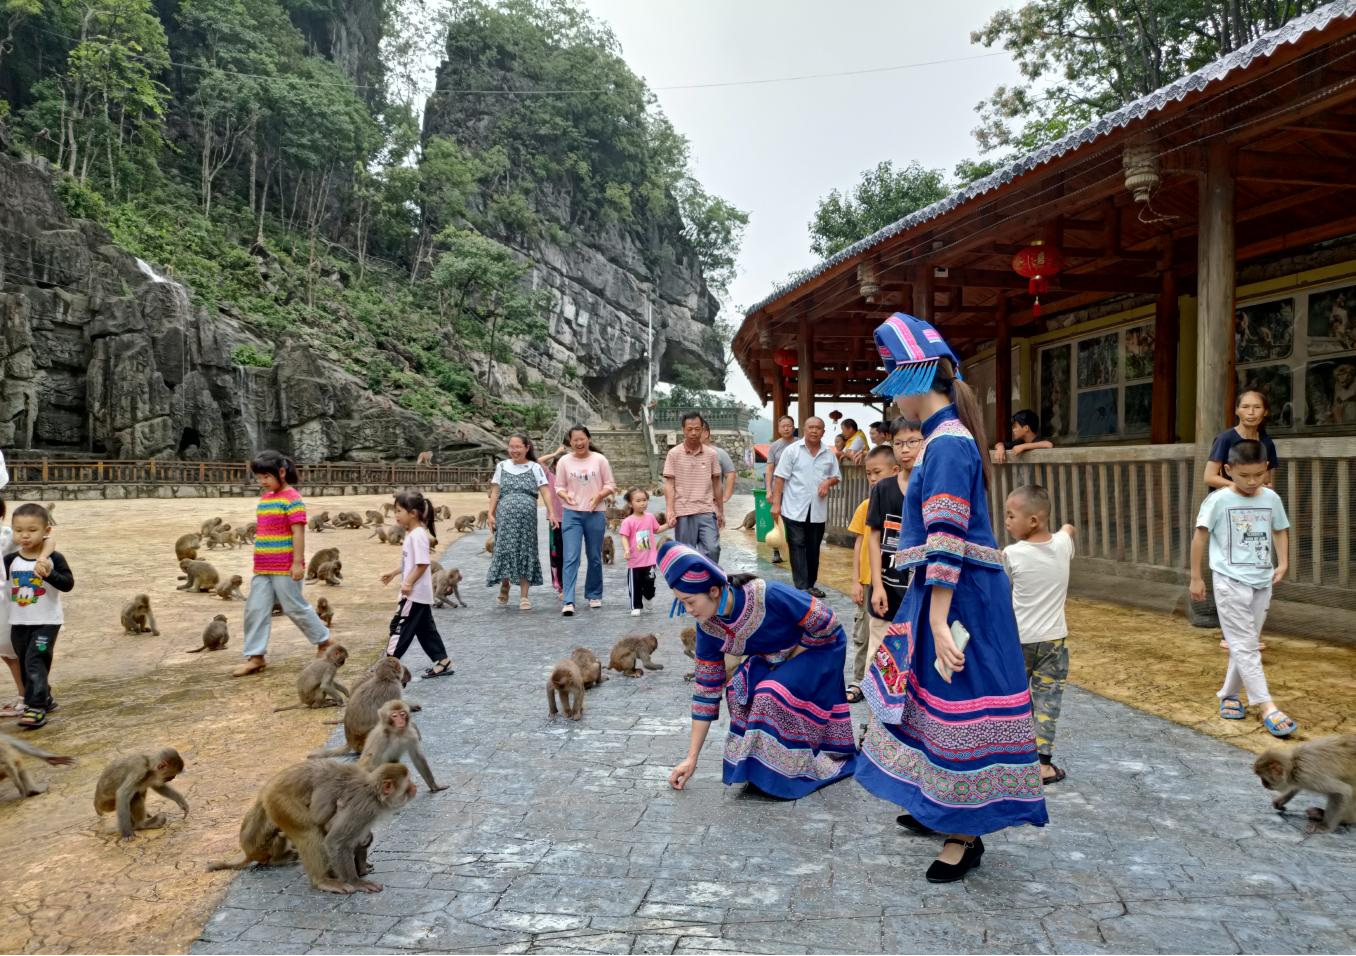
[618,488,661,617]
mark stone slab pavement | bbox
[195,504,1356,955]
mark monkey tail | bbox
[307,745,352,759]
[272,703,305,712]
[205,858,252,872]
[185,646,206,653]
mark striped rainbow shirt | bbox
[254,487,306,575]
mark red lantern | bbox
[773,347,797,369]
[1011,244,1066,317]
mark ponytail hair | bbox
[394,489,438,543]
[934,359,992,489]
[250,449,300,486]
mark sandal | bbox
[1263,710,1298,738]
[421,660,455,679]
[0,699,24,718]
[1218,695,1246,720]
[17,708,46,730]
[1041,764,1067,785]
[845,684,864,704]
[519,598,532,610]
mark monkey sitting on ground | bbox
[174,533,200,562]
[741,510,756,531]
[275,644,350,711]
[436,505,451,521]
[680,626,697,681]
[602,535,615,565]
[386,526,405,546]
[432,568,466,609]
[215,575,245,601]
[240,521,257,541]
[308,512,331,533]
[571,647,607,688]
[206,799,297,872]
[608,634,663,677]
[369,525,397,544]
[547,659,586,720]
[310,656,405,757]
[177,559,220,593]
[186,614,230,653]
[305,548,341,583]
[312,557,343,585]
[314,597,334,627]
[1255,734,1356,833]
[261,759,416,894]
[121,594,159,636]
[453,515,475,533]
[1,733,76,797]
[94,748,189,840]
[364,510,385,527]
[333,512,363,530]
[358,700,448,792]
[476,510,489,530]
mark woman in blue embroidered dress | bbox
[659,541,857,798]
[855,313,1047,883]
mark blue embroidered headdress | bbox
[870,312,963,398]
[657,540,727,594]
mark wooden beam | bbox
[771,371,787,423]
[994,296,1012,446]
[1196,142,1234,471]
[1152,238,1178,445]
[912,264,934,320]
[974,242,1158,262]
[1237,150,1356,188]
[797,312,814,430]
[936,268,1159,294]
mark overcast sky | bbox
[579,0,1021,425]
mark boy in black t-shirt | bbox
[867,418,923,664]
[993,409,1054,463]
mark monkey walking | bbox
[358,700,448,792]
[186,615,230,653]
[120,594,159,636]
[94,748,189,840]
[314,597,335,627]
[177,559,220,593]
[1,733,76,797]
[431,569,466,609]
[608,634,662,677]
[215,575,245,601]
[547,659,587,720]
[475,510,489,530]
[680,626,697,681]
[1255,734,1356,833]
[602,535,615,565]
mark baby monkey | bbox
[1255,734,1356,833]
[121,594,159,636]
[186,614,230,653]
[608,633,662,677]
[94,748,189,840]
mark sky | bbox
[578,0,1022,428]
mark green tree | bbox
[808,160,949,258]
[0,0,40,73]
[676,177,748,296]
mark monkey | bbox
[547,659,586,720]
[416,450,433,466]
[453,515,475,533]
[309,656,405,757]
[1,733,75,797]
[680,626,697,681]
[476,510,489,530]
[260,759,416,894]
[358,700,448,792]
[200,517,225,537]
[186,614,230,653]
[177,559,220,593]
[240,521,257,541]
[308,512,332,533]
[45,501,57,526]
[205,529,236,550]
[608,633,662,677]
[657,511,667,527]
[741,510,756,531]
[429,560,444,576]
[215,574,245,601]
[436,505,452,521]
[120,594,159,636]
[275,644,350,711]
[364,510,384,527]
[205,799,297,871]
[381,502,396,516]
[1254,734,1356,833]
[602,535,615,565]
[314,596,334,627]
[94,748,189,840]
[174,533,200,562]
[431,568,466,609]
[306,548,341,582]
[231,527,251,547]
[386,526,405,546]
[571,646,607,688]
[485,534,494,555]
[606,516,620,533]
[369,525,395,544]
[313,558,343,586]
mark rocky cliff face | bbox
[0,153,497,461]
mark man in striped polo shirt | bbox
[663,413,724,561]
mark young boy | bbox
[846,445,898,702]
[1002,485,1076,784]
[993,409,1054,463]
[5,503,73,729]
[867,418,923,665]
[1190,439,1295,738]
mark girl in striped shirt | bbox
[234,451,332,677]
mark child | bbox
[867,418,922,660]
[235,451,332,677]
[618,488,661,617]
[1190,439,1296,738]
[381,490,453,678]
[1002,485,1076,784]
[5,504,73,729]
[847,446,898,703]
[992,409,1054,463]
[1,496,57,718]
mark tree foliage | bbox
[808,160,949,258]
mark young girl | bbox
[0,496,56,718]
[236,451,332,677]
[381,490,453,679]
[618,489,661,617]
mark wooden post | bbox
[771,372,787,423]
[994,296,1012,442]
[912,266,934,321]
[1195,142,1235,485]
[797,312,814,430]
[1152,237,1178,444]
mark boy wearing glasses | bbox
[866,418,924,667]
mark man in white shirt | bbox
[771,417,841,597]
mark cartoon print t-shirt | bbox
[6,553,65,626]
[1195,486,1291,590]
[619,513,661,569]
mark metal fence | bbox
[652,407,752,431]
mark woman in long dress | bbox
[486,434,558,610]
[855,313,1047,883]
[662,541,856,799]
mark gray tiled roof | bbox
[745,0,1356,317]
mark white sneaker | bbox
[630,609,641,617]
[589,599,602,609]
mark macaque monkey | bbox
[608,634,662,677]
[436,505,452,521]
[381,502,396,517]
[359,700,447,792]
[312,558,343,586]
[308,512,330,533]
[657,511,667,527]
[741,511,756,530]
[120,594,159,635]
[45,501,57,525]
[369,525,397,544]
[174,533,200,562]
[306,548,341,582]
[453,515,475,533]
[1,733,75,797]
[547,659,586,720]
[476,510,489,530]
[570,647,606,688]
[680,626,697,681]
[1255,734,1356,833]
[484,534,494,555]
[94,748,189,840]
[177,559,220,592]
[186,614,230,653]
[206,530,236,550]
[206,799,296,871]
[431,568,465,609]
[416,450,433,466]
[275,644,350,711]
[364,510,384,527]
[386,526,405,546]
[310,656,404,756]
[314,597,334,627]
[602,535,615,565]
[200,517,225,537]
[334,512,363,530]
[215,575,245,601]
[260,760,416,894]
[240,521,257,541]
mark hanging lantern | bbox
[1011,242,1066,318]
[773,347,797,382]
[857,260,880,303]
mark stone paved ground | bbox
[195,506,1356,955]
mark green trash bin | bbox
[753,488,774,542]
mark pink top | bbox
[554,451,615,512]
[618,513,661,569]
[254,487,306,575]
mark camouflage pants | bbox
[850,586,872,683]
[1022,638,1069,758]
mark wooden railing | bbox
[5,458,490,489]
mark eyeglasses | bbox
[893,438,924,449]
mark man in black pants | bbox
[770,416,841,597]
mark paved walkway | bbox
[196,505,1356,955]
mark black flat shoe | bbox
[896,813,940,836]
[925,836,984,883]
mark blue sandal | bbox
[1263,711,1297,738]
[1218,696,1246,720]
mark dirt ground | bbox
[0,491,492,955]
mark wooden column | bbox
[994,297,1012,441]
[771,372,787,423]
[1195,141,1235,474]
[797,312,815,429]
[1152,237,1179,444]
[912,265,934,321]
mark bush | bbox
[231,343,274,368]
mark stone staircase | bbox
[592,428,656,491]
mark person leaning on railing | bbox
[992,409,1053,464]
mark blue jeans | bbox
[561,509,605,604]
[243,574,330,657]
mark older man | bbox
[770,416,840,597]
[664,412,724,560]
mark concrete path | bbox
[195,509,1356,955]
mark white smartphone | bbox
[934,620,972,682]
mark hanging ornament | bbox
[773,347,797,383]
[1011,242,1066,318]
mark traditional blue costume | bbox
[855,314,1048,836]
[658,541,857,798]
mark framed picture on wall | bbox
[1039,344,1072,440]
[1307,284,1356,355]
[1237,364,1294,429]
[1077,332,1118,388]
[1076,388,1119,438]
[1304,357,1356,425]
[1235,298,1294,364]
